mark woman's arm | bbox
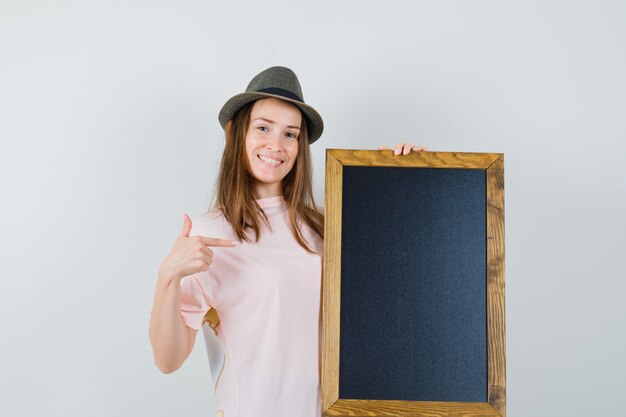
[149,268,197,374]
[149,214,237,373]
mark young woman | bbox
[149,66,427,417]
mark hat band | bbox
[257,87,303,103]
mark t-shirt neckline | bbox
[255,195,286,209]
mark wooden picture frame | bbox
[321,150,505,417]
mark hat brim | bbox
[218,92,324,144]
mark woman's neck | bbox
[252,183,283,199]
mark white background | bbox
[1,1,624,416]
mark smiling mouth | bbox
[258,154,284,166]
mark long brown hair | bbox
[209,99,324,254]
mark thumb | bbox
[179,213,192,238]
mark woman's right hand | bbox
[159,213,238,281]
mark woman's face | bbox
[245,97,302,198]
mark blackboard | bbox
[321,150,505,417]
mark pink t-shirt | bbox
[180,195,323,417]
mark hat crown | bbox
[245,66,304,101]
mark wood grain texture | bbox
[486,156,506,417]
[322,150,343,412]
[324,399,501,417]
[326,149,501,169]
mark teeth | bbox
[258,155,282,165]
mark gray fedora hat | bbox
[218,66,324,144]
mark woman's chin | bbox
[250,168,286,183]
[251,174,284,187]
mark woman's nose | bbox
[265,131,282,149]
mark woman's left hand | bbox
[377,143,429,155]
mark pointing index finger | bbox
[200,237,240,247]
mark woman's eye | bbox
[257,126,269,132]
[286,132,297,139]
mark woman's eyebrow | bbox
[252,117,301,130]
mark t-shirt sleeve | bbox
[178,215,216,331]
[179,273,211,331]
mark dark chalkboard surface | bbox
[339,166,487,402]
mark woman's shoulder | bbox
[298,206,324,255]
[188,208,231,238]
